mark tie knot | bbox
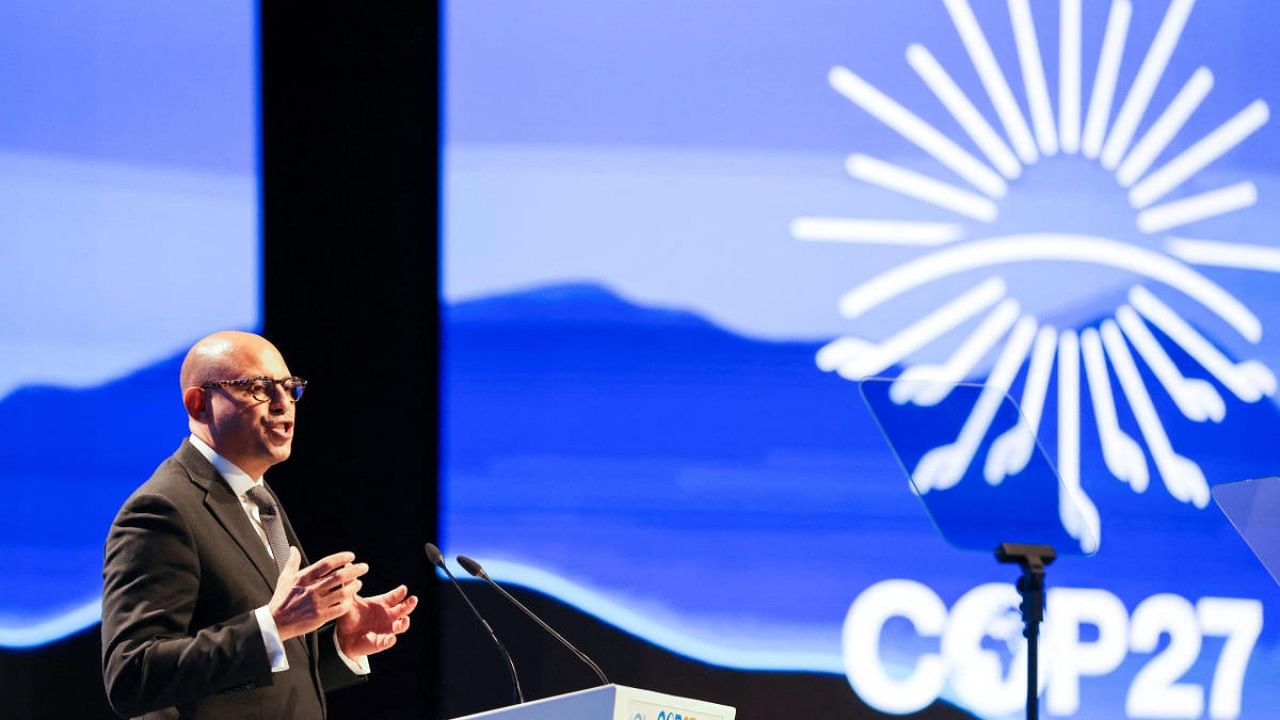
[245,485,277,515]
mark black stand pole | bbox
[996,543,1056,720]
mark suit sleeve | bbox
[316,624,370,692]
[101,491,273,717]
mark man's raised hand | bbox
[336,585,419,658]
[269,548,369,641]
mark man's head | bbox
[180,331,299,479]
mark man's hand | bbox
[335,585,419,658]
[269,548,369,641]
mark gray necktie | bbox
[246,485,291,573]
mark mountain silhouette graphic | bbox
[442,281,1280,687]
[0,350,187,644]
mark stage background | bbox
[440,1,1280,719]
[4,2,1280,720]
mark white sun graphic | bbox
[792,0,1280,554]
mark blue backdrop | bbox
[0,1,258,648]
[443,2,1280,718]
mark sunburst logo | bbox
[792,0,1279,554]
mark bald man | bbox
[101,331,417,719]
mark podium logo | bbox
[793,0,1278,555]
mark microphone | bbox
[456,555,610,687]
[424,543,524,704]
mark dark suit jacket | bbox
[102,440,363,719]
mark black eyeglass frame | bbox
[199,376,308,403]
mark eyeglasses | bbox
[200,376,308,403]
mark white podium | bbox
[450,684,736,720]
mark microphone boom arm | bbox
[425,544,524,704]
[457,555,610,687]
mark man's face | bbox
[203,342,297,478]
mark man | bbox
[102,331,418,719]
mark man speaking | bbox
[102,331,418,718]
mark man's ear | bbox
[182,386,207,421]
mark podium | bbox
[451,684,737,720]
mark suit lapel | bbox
[175,441,281,590]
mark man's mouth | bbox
[267,422,293,440]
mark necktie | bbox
[246,485,291,573]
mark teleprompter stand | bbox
[996,543,1056,720]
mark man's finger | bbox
[314,563,368,593]
[321,603,348,624]
[297,551,357,582]
[320,579,362,609]
[283,546,302,575]
[313,563,366,597]
[389,594,419,619]
[377,585,408,605]
[336,562,369,582]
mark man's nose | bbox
[268,385,291,410]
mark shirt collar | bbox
[187,433,263,498]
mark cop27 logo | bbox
[795,0,1273,717]
[793,0,1276,554]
